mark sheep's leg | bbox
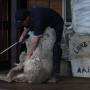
[0,74,10,82]
[12,73,30,82]
[6,64,24,82]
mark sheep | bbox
[0,27,56,83]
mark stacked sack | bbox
[69,0,90,77]
[71,0,90,34]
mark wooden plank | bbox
[27,0,62,14]
[27,0,49,8]
[50,0,62,14]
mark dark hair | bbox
[15,9,30,28]
[16,9,30,21]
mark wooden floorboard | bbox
[0,77,90,90]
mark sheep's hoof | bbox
[47,77,60,83]
[0,74,12,82]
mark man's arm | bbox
[19,27,29,43]
[26,36,40,59]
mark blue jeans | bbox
[52,20,64,78]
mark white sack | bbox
[71,0,90,33]
[71,58,90,77]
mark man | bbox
[16,7,64,82]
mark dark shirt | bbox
[30,7,63,36]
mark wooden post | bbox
[11,0,17,67]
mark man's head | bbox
[16,9,31,28]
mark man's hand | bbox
[19,35,24,43]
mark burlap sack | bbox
[69,33,90,60]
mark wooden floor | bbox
[0,77,90,90]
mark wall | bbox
[0,0,10,70]
[27,0,62,14]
